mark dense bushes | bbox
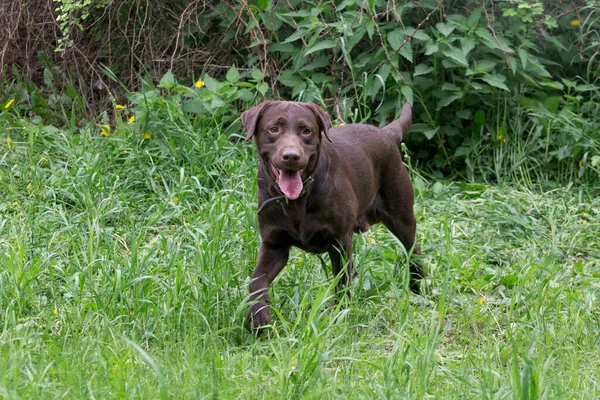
[1,0,599,182]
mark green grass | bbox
[1,97,599,399]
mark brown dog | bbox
[241,101,422,331]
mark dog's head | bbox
[241,101,331,200]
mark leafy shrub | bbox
[2,0,599,182]
[213,0,599,182]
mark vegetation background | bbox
[1,0,599,398]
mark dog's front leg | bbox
[246,243,290,331]
[328,234,355,296]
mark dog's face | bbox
[241,101,331,200]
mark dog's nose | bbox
[282,148,301,162]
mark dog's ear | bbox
[241,101,272,141]
[306,102,332,142]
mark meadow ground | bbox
[1,114,599,399]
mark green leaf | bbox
[437,91,463,108]
[442,83,461,91]
[405,26,430,41]
[414,31,430,41]
[251,68,263,81]
[475,28,513,53]
[481,74,509,91]
[158,70,175,89]
[305,40,337,56]
[456,109,472,119]
[543,96,561,113]
[473,110,485,126]
[299,56,331,71]
[424,41,439,56]
[226,65,240,83]
[575,84,597,92]
[423,126,439,140]
[257,82,269,95]
[378,63,391,81]
[468,8,482,28]
[460,37,476,56]
[539,81,564,90]
[284,29,308,43]
[238,88,255,101]
[203,76,221,93]
[399,41,413,62]
[401,85,413,105]
[43,68,54,87]
[270,43,295,53]
[278,71,304,88]
[257,0,270,9]
[172,84,197,97]
[414,64,434,76]
[442,46,469,67]
[182,99,206,114]
[526,54,551,78]
[509,57,517,75]
[436,22,455,37]
[467,60,497,75]
[387,29,405,50]
[517,47,528,68]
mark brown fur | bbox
[241,101,423,331]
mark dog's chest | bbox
[279,207,335,253]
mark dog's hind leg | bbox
[379,165,424,294]
[327,233,356,297]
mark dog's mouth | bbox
[269,163,303,200]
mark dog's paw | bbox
[245,302,271,332]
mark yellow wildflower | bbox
[129,311,134,316]
[194,80,205,88]
[127,115,135,124]
[297,257,304,263]
[337,122,345,127]
[7,137,12,149]
[142,132,151,140]
[172,196,179,205]
[479,296,487,304]
[571,20,580,26]
[27,183,33,191]
[367,237,376,246]
[13,201,19,207]
[41,156,49,163]
[115,104,125,110]
[497,134,506,143]
[583,220,587,225]
[5,99,14,108]
[53,309,57,316]
[101,125,110,137]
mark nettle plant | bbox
[215,0,590,176]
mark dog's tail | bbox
[383,102,412,144]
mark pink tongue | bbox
[277,170,303,200]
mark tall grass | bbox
[0,76,599,398]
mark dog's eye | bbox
[269,126,279,134]
[301,128,311,135]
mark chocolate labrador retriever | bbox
[241,101,422,331]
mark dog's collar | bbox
[257,175,315,215]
